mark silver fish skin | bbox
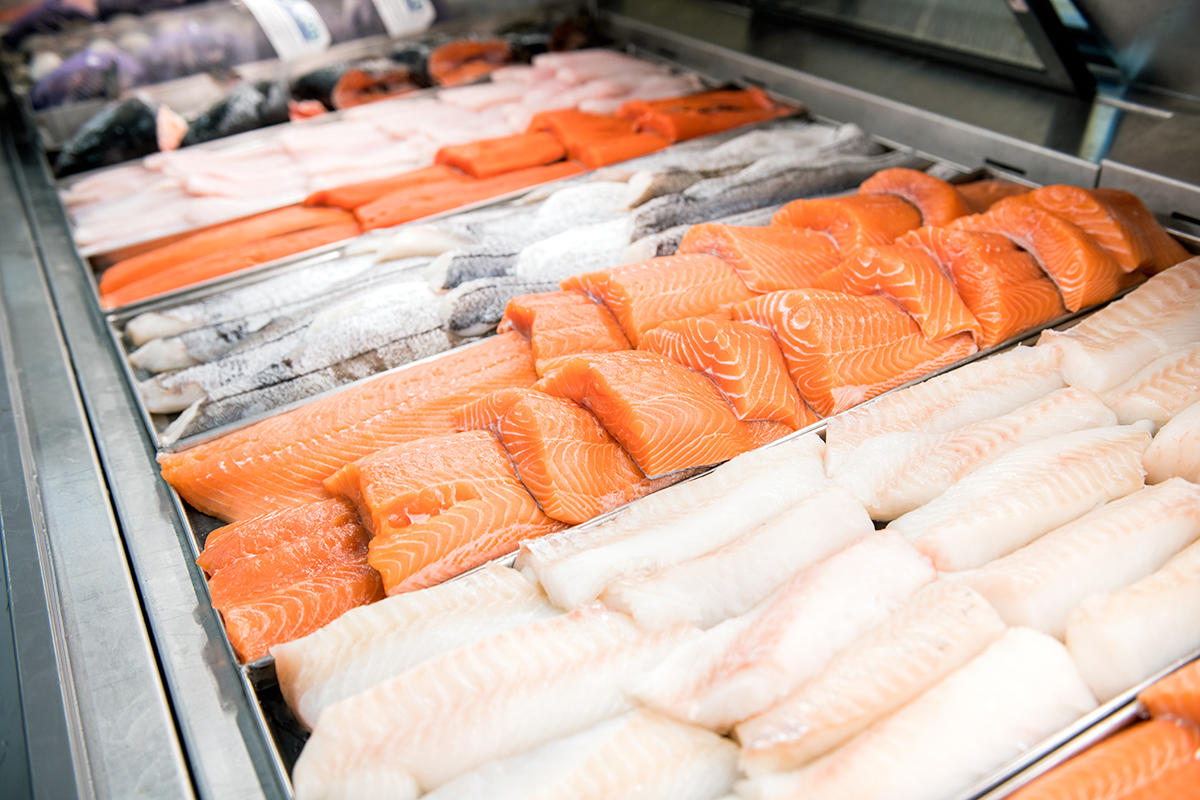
[440,276,559,336]
[620,204,785,264]
[511,217,637,285]
[141,279,446,419]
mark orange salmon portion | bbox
[303,164,470,210]
[640,316,817,429]
[526,109,639,160]
[1092,188,1189,274]
[772,194,923,252]
[435,132,566,180]
[899,227,1066,348]
[158,332,538,522]
[815,244,981,341]
[733,289,977,416]
[574,133,672,168]
[455,388,663,524]
[617,87,778,119]
[951,195,1125,312]
[1140,659,1200,728]
[637,106,792,143]
[955,178,1028,214]
[859,167,969,226]
[1030,185,1153,272]
[677,223,840,292]
[535,350,757,477]
[428,39,511,87]
[197,497,360,575]
[1007,719,1200,800]
[499,291,631,376]
[561,254,755,346]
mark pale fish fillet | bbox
[1066,538,1200,701]
[600,486,872,630]
[1036,256,1200,393]
[823,345,1063,477]
[887,423,1151,571]
[831,386,1116,520]
[634,532,935,732]
[291,606,695,800]
[273,565,557,729]
[1103,342,1200,427]
[1144,401,1200,483]
[423,710,737,800]
[516,434,828,610]
[734,581,1006,775]
[953,479,1200,638]
[735,628,1097,800]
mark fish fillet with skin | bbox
[831,386,1117,520]
[736,628,1097,800]
[423,710,737,800]
[517,433,828,610]
[1103,342,1200,427]
[953,478,1200,638]
[1006,718,1200,800]
[733,289,978,416]
[1066,537,1200,701]
[1027,184,1154,272]
[273,565,556,729]
[1144,401,1200,483]
[635,532,935,731]
[735,581,1006,775]
[601,485,872,630]
[887,423,1151,571]
[1036,256,1200,393]
[1091,187,1189,273]
[676,223,839,292]
[1140,658,1200,728]
[823,343,1064,475]
[857,166,968,226]
[158,331,538,522]
[534,350,757,477]
[290,605,696,799]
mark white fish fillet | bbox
[736,628,1097,800]
[831,387,1116,520]
[1103,342,1200,427]
[1066,538,1200,701]
[823,345,1063,477]
[601,486,872,630]
[635,532,935,732]
[1144,401,1200,483]
[1036,256,1200,393]
[887,424,1151,571]
[954,479,1200,639]
[272,565,557,729]
[423,710,737,800]
[291,606,695,800]
[516,434,828,609]
[735,581,1005,775]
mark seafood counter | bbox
[2,6,1200,800]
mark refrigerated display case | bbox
[1,1,1198,797]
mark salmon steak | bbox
[640,316,817,429]
[561,254,756,346]
[772,194,923,252]
[733,289,977,416]
[535,350,757,477]
[676,223,840,292]
[858,167,968,226]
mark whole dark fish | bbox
[54,96,186,177]
[182,80,289,147]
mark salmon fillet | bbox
[197,497,361,575]
[435,132,566,180]
[1092,188,1189,274]
[859,167,968,226]
[303,165,469,210]
[574,133,672,168]
[954,178,1028,214]
[1140,659,1200,728]
[676,223,839,292]
[498,291,631,377]
[1029,185,1154,272]
[772,194,922,252]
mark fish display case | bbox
[2,0,1200,798]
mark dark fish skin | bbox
[55,96,161,177]
[291,64,345,110]
[182,81,288,147]
[388,42,433,87]
[440,276,557,336]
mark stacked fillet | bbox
[168,171,1188,665]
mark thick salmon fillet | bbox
[677,223,840,292]
[815,244,982,341]
[954,178,1028,214]
[535,350,757,477]
[772,194,922,252]
[574,133,672,167]
[733,289,977,416]
[1092,188,1189,274]
[1140,659,1200,728]
[158,332,538,522]
[1029,185,1155,272]
[197,497,361,575]
[640,316,817,429]
[498,291,631,377]
[859,167,968,226]
[562,254,755,346]
[304,165,470,210]
[899,226,1066,348]
[435,132,566,179]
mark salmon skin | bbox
[325,430,563,595]
[435,132,566,179]
[100,220,362,309]
[498,291,631,376]
[677,223,839,292]
[733,289,977,416]
[858,167,968,226]
[772,194,923,252]
[428,39,512,87]
[197,498,384,662]
[453,388,667,524]
[535,350,757,477]
[303,165,469,211]
[99,205,355,295]
[158,332,538,522]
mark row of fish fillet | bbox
[272,256,1200,799]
